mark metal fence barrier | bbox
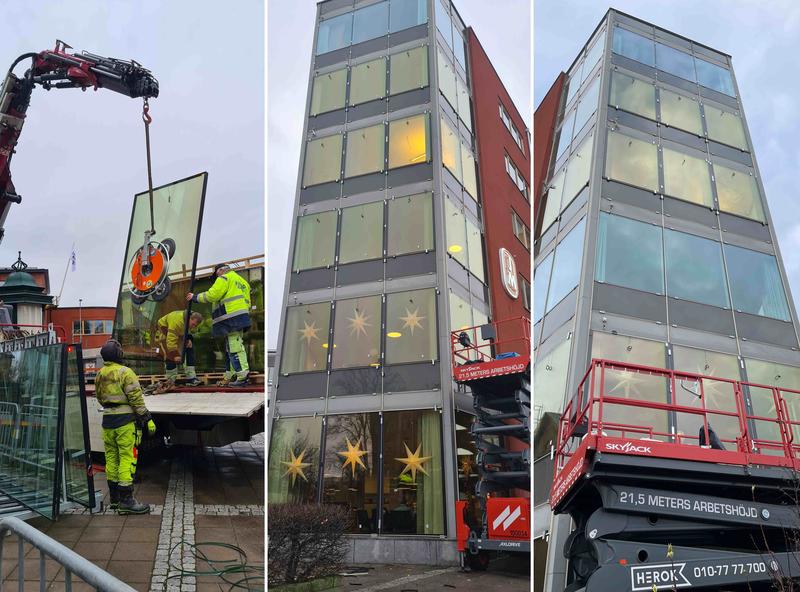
[0,516,135,591]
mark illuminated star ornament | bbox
[395,442,432,482]
[338,437,368,477]
[281,449,311,486]
[348,308,372,338]
[399,308,425,335]
[298,320,321,345]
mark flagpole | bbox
[56,243,74,306]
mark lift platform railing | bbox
[552,358,800,506]
[450,316,530,368]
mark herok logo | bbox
[492,504,523,531]
[605,441,652,454]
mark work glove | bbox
[147,420,157,436]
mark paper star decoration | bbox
[399,308,425,335]
[395,442,432,482]
[338,437,368,478]
[298,320,321,345]
[348,308,372,338]
[281,449,311,486]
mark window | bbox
[466,217,484,282]
[461,145,477,199]
[609,71,655,119]
[292,211,338,271]
[505,154,528,199]
[83,320,92,336]
[704,104,747,150]
[656,42,695,82]
[546,219,585,313]
[268,416,322,504]
[331,295,382,369]
[534,253,553,323]
[665,229,729,308]
[350,58,387,106]
[303,134,342,187]
[339,202,384,264]
[388,114,429,168]
[572,76,600,138]
[445,199,467,267]
[73,320,80,335]
[659,89,702,135]
[440,116,461,181]
[382,410,445,535]
[554,109,576,162]
[345,124,385,178]
[389,0,427,33]
[455,411,479,507]
[434,0,453,50]
[745,359,800,442]
[456,78,472,131]
[499,103,525,153]
[713,163,764,221]
[352,1,389,44]
[724,245,790,321]
[93,320,105,335]
[695,57,735,97]
[605,130,658,191]
[449,289,472,333]
[388,192,434,256]
[453,32,467,70]
[582,33,605,83]
[512,211,530,250]
[437,46,458,109]
[281,302,332,374]
[662,147,713,207]
[317,13,353,55]
[310,68,347,116]
[561,131,593,208]
[539,168,564,235]
[385,289,438,364]
[596,213,664,294]
[520,276,531,311]
[612,26,654,66]
[745,359,800,391]
[534,337,571,416]
[321,413,381,532]
[390,46,428,96]
[564,61,581,107]
[105,320,114,334]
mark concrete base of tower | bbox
[345,536,460,566]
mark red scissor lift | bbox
[451,317,531,570]
[551,358,800,591]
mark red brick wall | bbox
[533,74,566,222]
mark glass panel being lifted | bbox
[113,173,207,376]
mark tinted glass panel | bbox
[609,71,656,119]
[390,46,428,95]
[339,202,384,264]
[64,347,93,508]
[434,0,453,49]
[659,89,702,135]
[461,146,478,200]
[534,338,571,415]
[456,78,472,131]
[350,58,387,105]
[705,104,747,150]
[724,245,790,321]
[385,288,437,364]
[605,130,658,191]
[713,164,764,221]
[695,58,735,96]
[311,69,347,115]
[388,192,434,256]
[573,76,600,137]
[596,213,664,294]
[437,47,458,109]
[353,1,389,44]
[440,116,462,181]
[665,229,729,307]
[562,132,593,207]
[445,199,467,267]
[317,13,353,55]
[388,114,429,168]
[466,217,484,282]
[539,169,564,235]
[281,302,331,374]
[582,33,605,83]
[612,27,655,66]
[345,124,385,178]
[547,219,586,312]
[662,147,713,207]
[534,253,553,323]
[565,65,581,107]
[382,410,444,534]
[745,359,800,390]
[332,295,382,368]
[268,416,322,503]
[453,33,467,69]
[293,211,337,271]
[322,413,381,533]
[554,109,576,162]
[390,0,427,33]
[449,290,472,334]
[656,43,695,81]
[303,134,343,187]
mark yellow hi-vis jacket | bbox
[95,362,149,419]
[194,270,251,337]
[156,310,189,357]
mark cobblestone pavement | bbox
[1,437,265,591]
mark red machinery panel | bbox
[486,497,530,541]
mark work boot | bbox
[216,375,233,387]
[107,481,120,510]
[229,373,250,387]
[184,367,202,386]
[116,484,150,515]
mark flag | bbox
[70,248,77,272]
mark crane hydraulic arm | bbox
[0,40,158,242]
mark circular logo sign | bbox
[499,248,519,299]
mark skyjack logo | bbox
[492,504,522,531]
[605,441,652,454]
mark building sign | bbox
[499,248,518,299]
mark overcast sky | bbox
[267,0,532,347]
[535,0,800,312]
[2,0,263,307]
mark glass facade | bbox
[662,147,713,207]
[596,213,663,294]
[705,104,747,150]
[293,211,337,271]
[724,245,790,321]
[281,302,331,374]
[546,219,585,313]
[660,89,702,135]
[303,134,342,187]
[664,229,729,308]
[534,337,572,416]
[605,130,658,191]
[713,163,764,221]
[268,416,323,504]
[387,192,434,256]
[390,46,429,95]
[339,202,384,264]
[385,288,438,364]
[311,68,347,115]
[331,295,382,369]
[609,71,655,119]
[388,114,429,168]
[350,58,387,105]
[345,124,385,178]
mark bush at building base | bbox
[268,503,351,586]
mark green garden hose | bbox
[162,540,265,591]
